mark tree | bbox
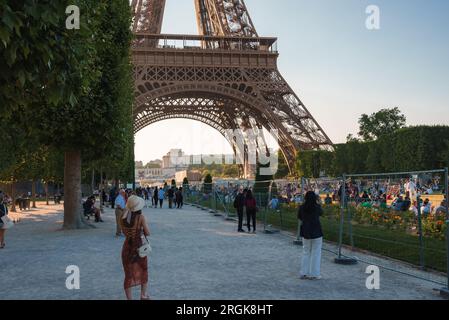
[203,173,213,194]
[275,150,290,179]
[222,164,239,178]
[358,107,406,141]
[19,1,132,229]
[295,150,334,178]
[253,162,273,206]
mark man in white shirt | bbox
[405,178,417,200]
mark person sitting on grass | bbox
[324,194,333,206]
[401,193,412,211]
[361,191,370,203]
[392,196,404,211]
[421,198,432,216]
[83,195,103,223]
[269,195,280,210]
[434,201,447,216]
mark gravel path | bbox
[0,203,445,300]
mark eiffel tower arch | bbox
[131,0,333,177]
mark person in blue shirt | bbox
[158,187,165,208]
[269,196,280,210]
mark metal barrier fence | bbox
[336,169,449,294]
[183,171,449,297]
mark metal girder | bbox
[195,0,258,37]
[131,0,166,34]
[130,1,334,174]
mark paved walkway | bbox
[0,203,445,300]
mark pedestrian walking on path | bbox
[298,191,323,280]
[168,187,175,209]
[109,187,117,209]
[115,189,127,237]
[158,187,165,208]
[121,196,151,300]
[176,187,183,209]
[233,187,246,232]
[0,193,10,249]
[153,187,159,208]
[245,189,257,233]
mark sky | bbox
[135,0,449,163]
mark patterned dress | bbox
[121,213,148,289]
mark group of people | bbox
[149,186,184,209]
[233,187,258,233]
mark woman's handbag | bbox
[1,215,14,229]
[138,236,152,258]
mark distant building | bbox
[175,170,202,183]
[145,159,162,168]
[135,161,144,169]
[162,149,190,170]
[135,168,176,186]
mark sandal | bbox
[141,295,151,300]
[0,243,5,249]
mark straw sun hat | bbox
[126,195,145,213]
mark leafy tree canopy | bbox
[358,107,406,141]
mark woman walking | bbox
[121,196,151,300]
[245,190,257,233]
[298,191,323,280]
[0,193,9,249]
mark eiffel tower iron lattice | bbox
[131,0,333,176]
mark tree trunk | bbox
[10,182,16,212]
[63,150,84,229]
[91,168,95,195]
[45,182,49,205]
[32,180,37,208]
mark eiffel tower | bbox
[131,0,333,177]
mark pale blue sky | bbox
[135,0,449,163]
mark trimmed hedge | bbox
[296,126,449,177]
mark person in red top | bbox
[245,189,257,233]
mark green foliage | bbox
[0,1,75,114]
[296,150,335,178]
[275,150,290,179]
[203,173,212,193]
[358,107,406,141]
[1,0,135,186]
[253,163,273,206]
[296,126,449,176]
[189,163,240,178]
